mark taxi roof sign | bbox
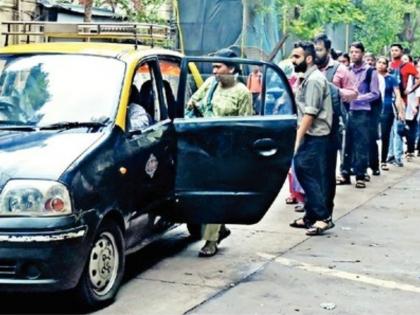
[1,21,175,49]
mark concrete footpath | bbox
[94,158,420,315]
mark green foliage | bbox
[112,0,166,23]
[353,0,407,54]
[276,0,364,39]
[275,0,420,55]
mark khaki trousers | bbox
[202,224,222,242]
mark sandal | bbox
[306,220,335,236]
[198,241,218,257]
[381,163,389,171]
[285,196,298,205]
[294,204,305,212]
[355,180,366,189]
[290,217,310,229]
[336,175,351,185]
[217,226,231,244]
[364,174,371,182]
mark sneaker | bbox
[386,156,395,163]
[393,160,404,167]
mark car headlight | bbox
[0,180,72,216]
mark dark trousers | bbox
[341,110,370,181]
[326,118,340,217]
[380,112,395,163]
[406,114,418,153]
[294,135,329,223]
[369,105,381,171]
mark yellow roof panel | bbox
[0,42,183,62]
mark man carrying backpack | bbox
[389,44,420,165]
[314,34,358,218]
[337,42,380,189]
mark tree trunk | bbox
[84,0,93,22]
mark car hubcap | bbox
[89,231,119,296]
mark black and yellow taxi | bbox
[0,21,296,308]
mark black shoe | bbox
[372,169,380,176]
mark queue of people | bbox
[286,36,420,237]
[183,37,420,257]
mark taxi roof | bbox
[0,42,184,64]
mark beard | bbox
[293,60,308,73]
[315,54,328,66]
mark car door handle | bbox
[252,138,278,157]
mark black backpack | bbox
[325,62,346,129]
[364,67,382,109]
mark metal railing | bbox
[1,21,175,48]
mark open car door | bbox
[170,57,297,224]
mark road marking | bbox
[258,253,420,294]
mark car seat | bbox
[138,80,155,120]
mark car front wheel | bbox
[74,221,125,310]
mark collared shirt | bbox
[189,77,253,117]
[349,62,380,111]
[391,59,419,104]
[320,57,358,103]
[295,65,333,136]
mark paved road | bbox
[1,158,419,314]
[95,158,420,315]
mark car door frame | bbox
[160,56,298,225]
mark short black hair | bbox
[341,53,350,62]
[390,43,404,51]
[212,48,240,73]
[350,41,365,53]
[293,41,316,59]
[314,33,332,51]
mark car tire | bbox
[186,223,202,240]
[74,221,125,310]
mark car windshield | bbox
[0,54,125,127]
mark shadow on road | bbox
[0,230,196,314]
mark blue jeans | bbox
[294,135,329,223]
[380,112,395,163]
[341,110,370,181]
[388,119,404,162]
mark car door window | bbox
[128,60,169,132]
[178,59,295,118]
[263,66,295,115]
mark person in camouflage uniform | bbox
[186,48,253,257]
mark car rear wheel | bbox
[74,221,125,310]
[186,223,202,240]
